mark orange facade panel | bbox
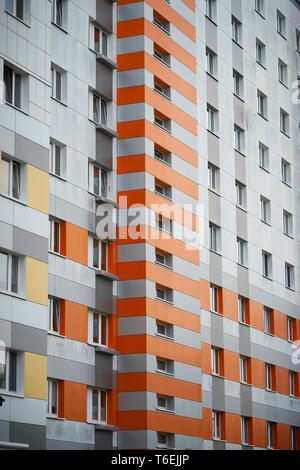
[62,381,87,423]
[63,300,88,343]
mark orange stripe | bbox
[118,52,197,104]
[118,19,196,72]
[118,86,197,135]
[118,335,201,367]
[117,154,198,199]
[118,298,201,332]
[118,410,201,436]
[118,372,201,401]
[117,120,198,166]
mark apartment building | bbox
[0,0,299,451]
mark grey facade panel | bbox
[11,323,47,356]
[95,429,113,450]
[0,221,13,252]
[206,75,219,110]
[13,227,48,263]
[207,131,220,167]
[46,439,95,450]
[15,134,49,173]
[208,190,221,226]
[212,376,225,411]
[97,0,113,32]
[95,353,116,390]
[240,384,253,417]
[237,264,249,298]
[209,251,222,286]
[10,422,46,450]
[96,132,113,170]
[205,17,217,52]
[211,312,224,348]
[95,277,113,314]
[235,151,246,184]
[239,324,251,357]
[47,356,95,386]
[96,61,113,101]
[232,41,244,73]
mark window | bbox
[277,11,286,38]
[155,250,172,269]
[47,379,59,417]
[155,214,173,235]
[297,30,300,53]
[157,432,174,449]
[278,59,288,86]
[206,48,217,77]
[156,357,174,375]
[156,320,173,339]
[283,211,293,237]
[92,239,107,271]
[240,356,248,383]
[206,0,216,22]
[255,0,265,16]
[51,0,66,29]
[264,307,273,334]
[280,109,289,136]
[1,155,21,200]
[237,238,247,267]
[88,312,107,347]
[210,284,219,313]
[233,69,244,99]
[5,0,30,22]
[155,179,172,200]
[153,44,170,67]
[154,147,172,166]
[48,297,60,334]
[260,196,271,224]
[236,181,246,208]
[291,427,297,450]
[262,251,272,279]
[259,143,269,171]
[50,142,65,178]
[154,112,171,133]
[3,64,22,109]
[51,66,63,102]
[212,410,221,440]
[89,163,108,197]
[0,251,19,294]
[211,347,219,375]
[90,23,108,56]
[87,388,107,423]
[289,371,295,397]
[287,317,294,342]
[267,422,274,449]
[154,78,171,100]
[207,105,218,134]
[238,297,246,324]
[49,219,61,254]
[265,364,273,391]
[156,285,173,304]
[156,394,174,412]
[241,416,249,445]
[209,223,220,253]
[234,125,245,154]
[91,94,107,125]
[153,11,170,35]
[257,90,268,118]
[0,349,20,393]
[256,39,266,67]
[281,159,291,186]
[285,263,295,290]
[208,163,219,192]
[232,16,242,44]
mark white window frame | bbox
[262,251,272,279]
[209,223,220,253]
[239,296,246,324]
[49,218,61,254]
[91,238,108,272]
[206,48,217,77]
[206,0,216,22]
[265,364,272,391]
[236,181,246,208]
[157,432,174,449]
[277,10,286,38]
[278,59,288,86]
[287,317,294,343]
[291,427,297,450]
[256,39,266,67]
[260,196,271,224]
[289,371,295,397]
[257,90,268,118]
[153,47,170,68]
[212,410,221,440]
[208,163,219,192]
[1,154,22,200]
[281,159,291,186]
[240,356,248,384]
[155,214,173,235]
[233,69,244,99]
[283,210,293,237]
[207,105,218,135]
[0,349,20,394]
[211,347,220,375]
[285,263,295,290]
[255,0,265,16]
[297,30,300,53]
[90,22,108,56]
[241,416,249,445]
[156,321,174,340]
[48,297,61,335]
[87,387,107,424]
[280,109,289,136]
[154,148,171,167]
[210,284,219,313]
[232,16,242,44]
[50,142,65,178]
[156,357,174,375]
[5,0,30,23]
[3,63,23,109]
[234,125,245,154]
[156,394,174,412]
[237,237,247,267]
[267,422,274,449]
[264,306,272,334]
[51,66,63,102]
[88,311,107,347]
[0,251,19,294]
[51,0,66,29]
[259,143,269,171]
[47,379,59,417]
[89,162,108,198]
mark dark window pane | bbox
[100,391,106,422]
[56,71,62,101]
[16,0,24,20]
[101,243,107,271]
[5,0,13,14]
[4,65,13,104]
[11,255,18,293]
[92,389,98,420]
[12,161,20,199]
[101,315,107,346]
[55,146,61,176]
[9,351,17,392]
[93,314,99,343]
[54,222,60,253]
[14,73,22,108]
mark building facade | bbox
[0,0,299,450]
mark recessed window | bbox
[209,223,221,253]
[241,416,249,445]
[157,432,174,449]
[267,422,275,449]
[5,0,30,23]
[297,30,300,53]
[155,179,172,200]
[1,155,22,200]
[206,0,216,22]
[91,238,107,271]
[234,125,245,154]
[49,219,61,254]
[156,394,174,412]
[156,320,174,339]
[212,410,222,440]
[255,0,265,16]
[156,357,174,375]
[88,311,107,346]
[51,66,63,102]
[211,347,220,375]
[50,142,65,178]
[259,143,269,171]
[90,93,108,126]
[154,112,171,134]
[153,11,170,35]
[233,69,244,99]
[237,237,248,267]
[51,0,67,29]
[257,89,268,118]
[155,249,173,269]
[89,162,108,198]
[283,210,293,237]
[48,297,61,334]
[264,306,273,334]
[240,356,248,383]
[206,47,218,78]
[210,284,219,313]
[262,251,272,279]
[232,16,242,44]
[280,109,289,136]
[0,251,19,294]
[208,163,219,192]
[281,159,291,186]
[155,214,173,235]
[0,348,22,393]
[256,39,266,67]
[285,263,295,290]
[278,59,288,86]
[153,44,170,67]
[265,364,273,391]
[47,379,59,417]
[287,317,294,342]
[291,427,297,450]
[260,196,271,224]
[207,105,219,135]
[238,296,248,324]
[154,77,171,100]
[236,180,247,208]
[156,285,173,304]
[154,146,172,166]
[289,371,295,397]
[90,22,108,56]
[277,10,286,38]
[3,64,23,109]
[87,388,107,423]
